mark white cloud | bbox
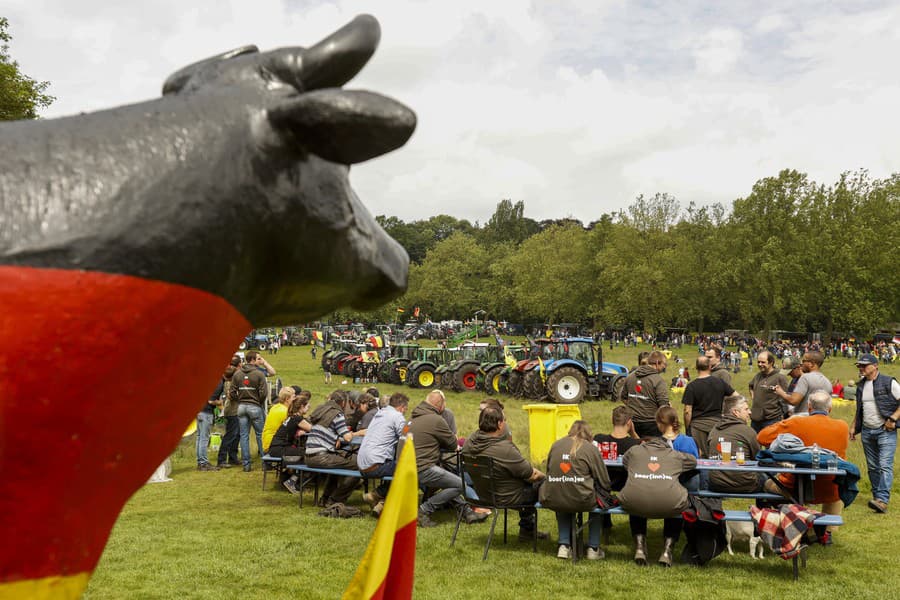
[4,0,900,223]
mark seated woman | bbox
[618,406,698,567]
[268,393,312,494]
[538,421,612,561]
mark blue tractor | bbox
[536,337,628,404]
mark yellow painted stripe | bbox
[0,573,90,599]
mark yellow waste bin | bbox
[523,404,582,464]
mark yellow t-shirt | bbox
[262,403,288,453]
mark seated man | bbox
[262,386,296,454]
[304,390,364,508]
[593,406,642,491]
[757,390,849,521]
[407,390,487,527]
[706,395,764,493]
[462,407,547,541]
[357,393,410,515]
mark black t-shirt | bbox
[269,415,308,450]
[593,433,641,491]
[682,376,735,420]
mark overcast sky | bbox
[6,0,899,223]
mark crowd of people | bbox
[192,344,898,566]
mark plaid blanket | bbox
[750,504,824,559]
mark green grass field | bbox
[83,344,899,599]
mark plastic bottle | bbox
[735,442,745,465]
[811,443,820,469]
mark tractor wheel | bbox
[484,366,504,395]
[330,352,349,374]
[547,367,587,404]
[453,364,479,392]
[394,363,409,385]
[412,365,436,389]
[507,371,523,397]
[377,362,392,383]
[610,374,626,401]
[238,340,248,351]
[523,369,547,400]
[257,341,267,351]
[435,368,451,389]
[346,361,361,380]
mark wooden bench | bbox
[536,503,842,579]
[284,464,391,508]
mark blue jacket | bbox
[854,373,899,432]
[756,449,860,507]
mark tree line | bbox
[345,169,897,339]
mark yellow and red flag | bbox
[342,435,418,600]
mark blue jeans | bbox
[556,512,601,549]
[861,427,897,504]
[362,459,396,498]
[237,403,265,467]
[196,411,214,466]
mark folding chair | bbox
[450,454,538,560]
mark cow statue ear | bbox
[162,46,259,95]
[267,89,416,165]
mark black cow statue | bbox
[0,15,414,597]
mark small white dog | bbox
[726,522,764,558]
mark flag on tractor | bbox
[396,307,405,313]
[342,436,418,600]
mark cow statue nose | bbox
[354,232,409,310]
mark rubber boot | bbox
[633,534,648,566]
[658,537,676,567]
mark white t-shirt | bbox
[860,377,900,429]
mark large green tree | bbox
[1,17,53,120]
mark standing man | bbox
[408,390,487,527]
[462,407,547,540]
[851,354,900,513]
[358,393,410,515]
[196,373,224,472]
[620,351,670,438]
[774,350,829,416]
[705,346,732,386]
[748,350,789,432]
[229,350,269,472]
[682,355,736,456]
[216,364,241,468]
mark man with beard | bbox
[748,351,789,432]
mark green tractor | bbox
[436,343,499,392]
[404,347,456,389]
[479,345,526,395]
[377,343,420,384]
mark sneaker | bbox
[363,491,384,507]
[283,478,300,495]
[518,529,549,542]
[868,499,888,513]
[557,545,571,559]
[197,463,219,472]
[463,508,490,524]
[586,547,605,560]
[242,465,252,472]
[372,501,385,517]
[417,510,438,528]
[217,463,232,469]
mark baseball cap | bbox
[782,356,802,371]
[855,353,878,367]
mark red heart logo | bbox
[560,462,571,474]
[648,463,660,472]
